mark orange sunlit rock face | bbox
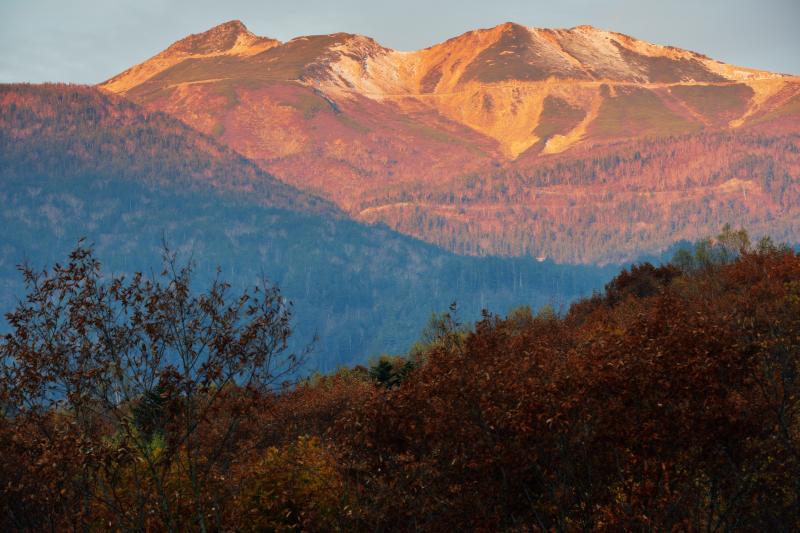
[100,20,800,263]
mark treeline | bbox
[2,227,799,530]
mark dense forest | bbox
[2,228,798,531]
[360,125,800,263]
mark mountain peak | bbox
[99,20,280,94]
[497,21,526,31]
[217,19,247,32]
[167,20,271,55]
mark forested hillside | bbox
[0,84,614,369]
[0,83,332,214]
[3,230,798,530]
[363,126,800,262]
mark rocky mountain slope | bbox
[100,21,800,263]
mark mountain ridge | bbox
[100,20,796,161]
[103,20,787,92]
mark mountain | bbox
[0,83,616,369]
[1,82,333,214]
[100,21,800,263]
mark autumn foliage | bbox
[2,231,800,531]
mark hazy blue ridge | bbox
[0,174,618,371]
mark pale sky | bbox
[1,0,798,84]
